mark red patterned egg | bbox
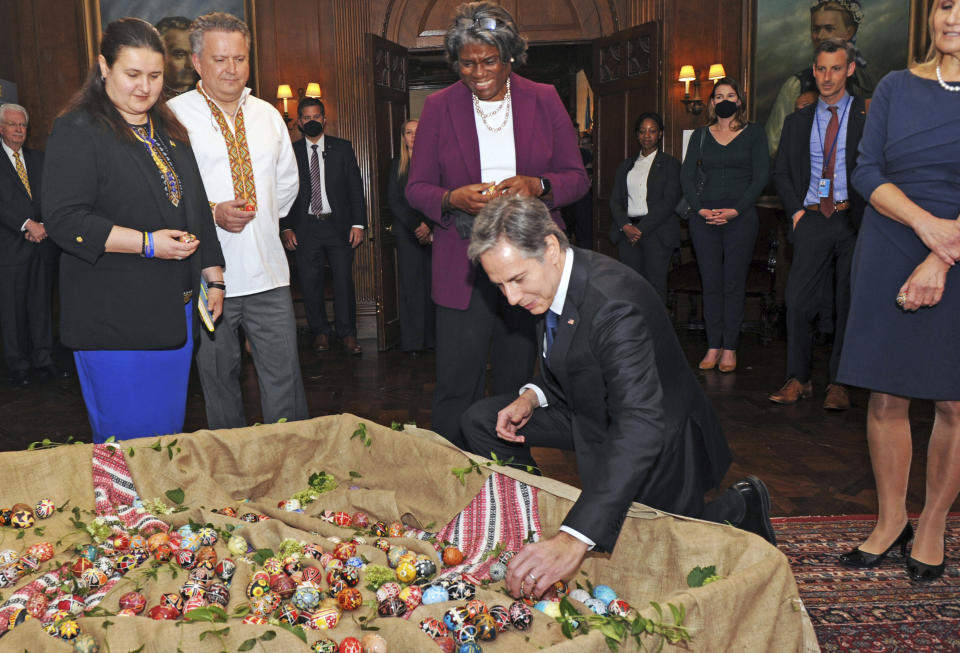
[242,613,268,625]
[374,538,390,553]
[375,582,401,602]
[119,591,147,614]
[607,598,633,618]
[0,509,11,526]
[71,558,93,578]
[277,603,300,624]
[489,604,511,632]
[351,512,369,528]
[18,555,39,572]
[25,592,48,618]
[433,636,456,653]
[337,587,362,611]
[113,534,130,550]
[180,580,208,600]
[333,542,356,561]
[33,499,55,519]
[114,553,137,575]
[441,547,464,567]
[302,565,322,585]
[57,594,85,614]
[250,590,281,616]
[128,534,148,551]
[270,574,296,600]
[318,552,336,568]
[339,637,363,653]
[206,583,230,607]
[196,546,217,566]
[419,616,448,638]
[333,511,352,527]
[182,595,208,617]
[283,557,302,576]
[218,506,237,517]
[149,604,179,620]
[387,521,404,538]
[116,608,138,617]
[465,599,488,619]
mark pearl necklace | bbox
[936,65,960,92]
[473,78,512,132]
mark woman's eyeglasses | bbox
[460,16,501,31]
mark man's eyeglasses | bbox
[459,16,501,31]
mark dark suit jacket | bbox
[284,134,366,237]
[406,73,590,310]
[0,145,45,266]
[608,150,682,249]
[42,110,224,350]
[773,95,867,231]
[535,248,731,552]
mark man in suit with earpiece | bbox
[282,98,367,356]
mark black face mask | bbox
[300,120,324,138]
[714,100,738,119]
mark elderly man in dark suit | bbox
[282,98,366,355]
[461,195,776,599]
[770,38,867,411]
[0,103,63,386]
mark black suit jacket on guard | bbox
[607,150,682,249]
[283,135,366,235]
[537,248,731,552]
[42,110,224,351]
[773,95,867,231]
[0,146,47,266]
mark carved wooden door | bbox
[591,22,661,256]
[366,34,409,350]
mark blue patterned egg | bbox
[583,598,607,615]
[346,556,364,569]
[293,584,321,611]
[177,525,194,537]
[422,584,449,604]
[534,600,561,619]
[180,532,202,552]
[443,605,470,632]
[458,643,482,653]
[592,584,617,604]
[473,613,497,641]
[456,624,478,644]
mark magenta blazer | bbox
[406,73,590,310]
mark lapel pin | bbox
[567,319,574,325]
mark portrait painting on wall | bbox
[755,0,911,135]
[88,0,257,98]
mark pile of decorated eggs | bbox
[565,584,634,618]
[420,598,530,651]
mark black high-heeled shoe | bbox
[907,539,946,582]
[838,523,913,568]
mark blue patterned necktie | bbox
[545,310,559,356]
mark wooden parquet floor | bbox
[0,326,947,518]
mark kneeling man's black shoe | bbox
[731,476,777,546]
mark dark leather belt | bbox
[307,213,331,221]
[805,200,849,212]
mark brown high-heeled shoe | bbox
[718,351,737,373]
[698,351,720,370]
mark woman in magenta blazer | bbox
[406,2,589,448]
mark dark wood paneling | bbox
[0,0,90,150]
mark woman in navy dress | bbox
[837,0,960,581]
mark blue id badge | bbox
[818,178,831,198]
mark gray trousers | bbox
[196,286,308,429]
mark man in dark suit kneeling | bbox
[461,195,775,599]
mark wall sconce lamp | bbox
[708,64,726,82]
[304,83,322,99]
[276,84,294,121]
[678,65,703,115]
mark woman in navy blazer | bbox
[608,112,682,302]
[43,19,224,442]
[406,2,589,447]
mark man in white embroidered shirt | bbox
[461,195,776,600]
[168,12,307,429]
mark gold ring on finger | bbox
[896,292,907,307]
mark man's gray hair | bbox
[444,2,527,71]
[0,103,28,124]
[189,11,250,55]
[468,195,569,263]
[814,37,856,65]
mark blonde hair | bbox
[397,118,418,179]
[913,0,943,75]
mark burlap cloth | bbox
[0,415,819,652]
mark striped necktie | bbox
[13,151,30,198]
[310,144,323,215]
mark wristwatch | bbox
[539,176,552,197]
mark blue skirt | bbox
[75,301,193,443]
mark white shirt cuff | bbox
[559,525,596,550]
[20,219,28,231]
[520,383,547,407]
[351,224,364,229]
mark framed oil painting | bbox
[83,0,259,97]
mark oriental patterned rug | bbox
[772,514,960,652]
